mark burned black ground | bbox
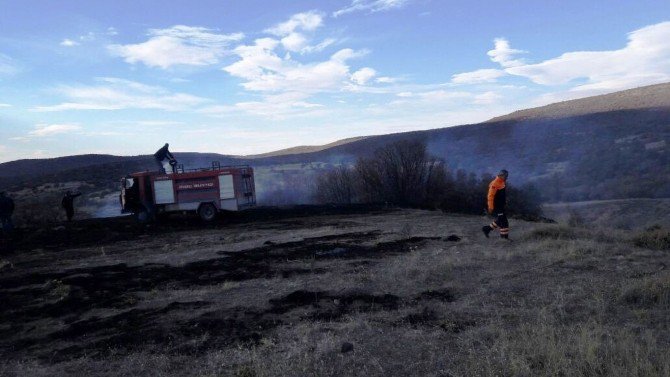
[0,208,668,376]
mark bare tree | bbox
[353,157,382,204]
[314,165,355,204]
[312,138,543,215]
[365,140,442,206]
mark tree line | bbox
[313,140,542,217]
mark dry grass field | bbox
[0,208,668,376]
[543,198,670,230]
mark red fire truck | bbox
[120,162,256,222]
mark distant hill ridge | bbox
[1,82,669,202]
[0,154,130,178]
[243,136,370,159]
[488,83,670,122]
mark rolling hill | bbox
[1,83,669,202]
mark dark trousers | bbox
[490,213,509,238]
[65,208,74,222]
[1,215,12,232]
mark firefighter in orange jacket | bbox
[482,169,510,239]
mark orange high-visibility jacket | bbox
[487,176,506,214]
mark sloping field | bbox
[0,209,668,376]
[543,198,670,230]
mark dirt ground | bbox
[0,208,668,376]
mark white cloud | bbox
[473,91,502,105]
[223,38,282,83]
[108,25,244,68]
[390,90,473,107]
[280,32,308,52]
[376,76,398,84]
[351,67,377,85]
[60,38,80,47]
[33,77,210,111]
[32,150,47,158]
[107,27,118,36]
[79,32,96,42]
[84,130,124,137]
[201,91,326,120]
[265,12,335,54]
[224,36,367,94]
[0,103,11,107]
[216,11,381,119]
[333,0,411,17]
[236,92,326,119]
[60,32,99,47]
[300,38,337,54]
[452,68,506,84]
[486,22,670,97]
[265,11,323,36]
[29,124,82,137]
[487,38,526,68]
[136,120,185,127]
[415,90,472,102]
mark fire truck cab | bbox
[120,162,256,222]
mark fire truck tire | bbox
[136,207,151,223]
[198,203,218,222]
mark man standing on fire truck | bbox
[154,143,177,174]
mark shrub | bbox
[507,183,543,217]
[315,140,447,207]
[567,210,586,227]
[314,165,355,204]
[356,140,444,206]
[632,226,670,250]
[620,273,670,308]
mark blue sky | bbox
[1,0,669,162]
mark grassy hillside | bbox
[489,82,670,122]
[1,83,668,204]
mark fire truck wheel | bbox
[136,207,150,223]
[198,203,218,222]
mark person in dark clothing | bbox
[482,170,510,239]
[154,143,177,174]
[62,191,82,222]
[0,192,14,232]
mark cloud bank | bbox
[333,0,412,17]
[108,25,244,68]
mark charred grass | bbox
[1,210,669,376]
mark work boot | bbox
[482,226,492,238]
